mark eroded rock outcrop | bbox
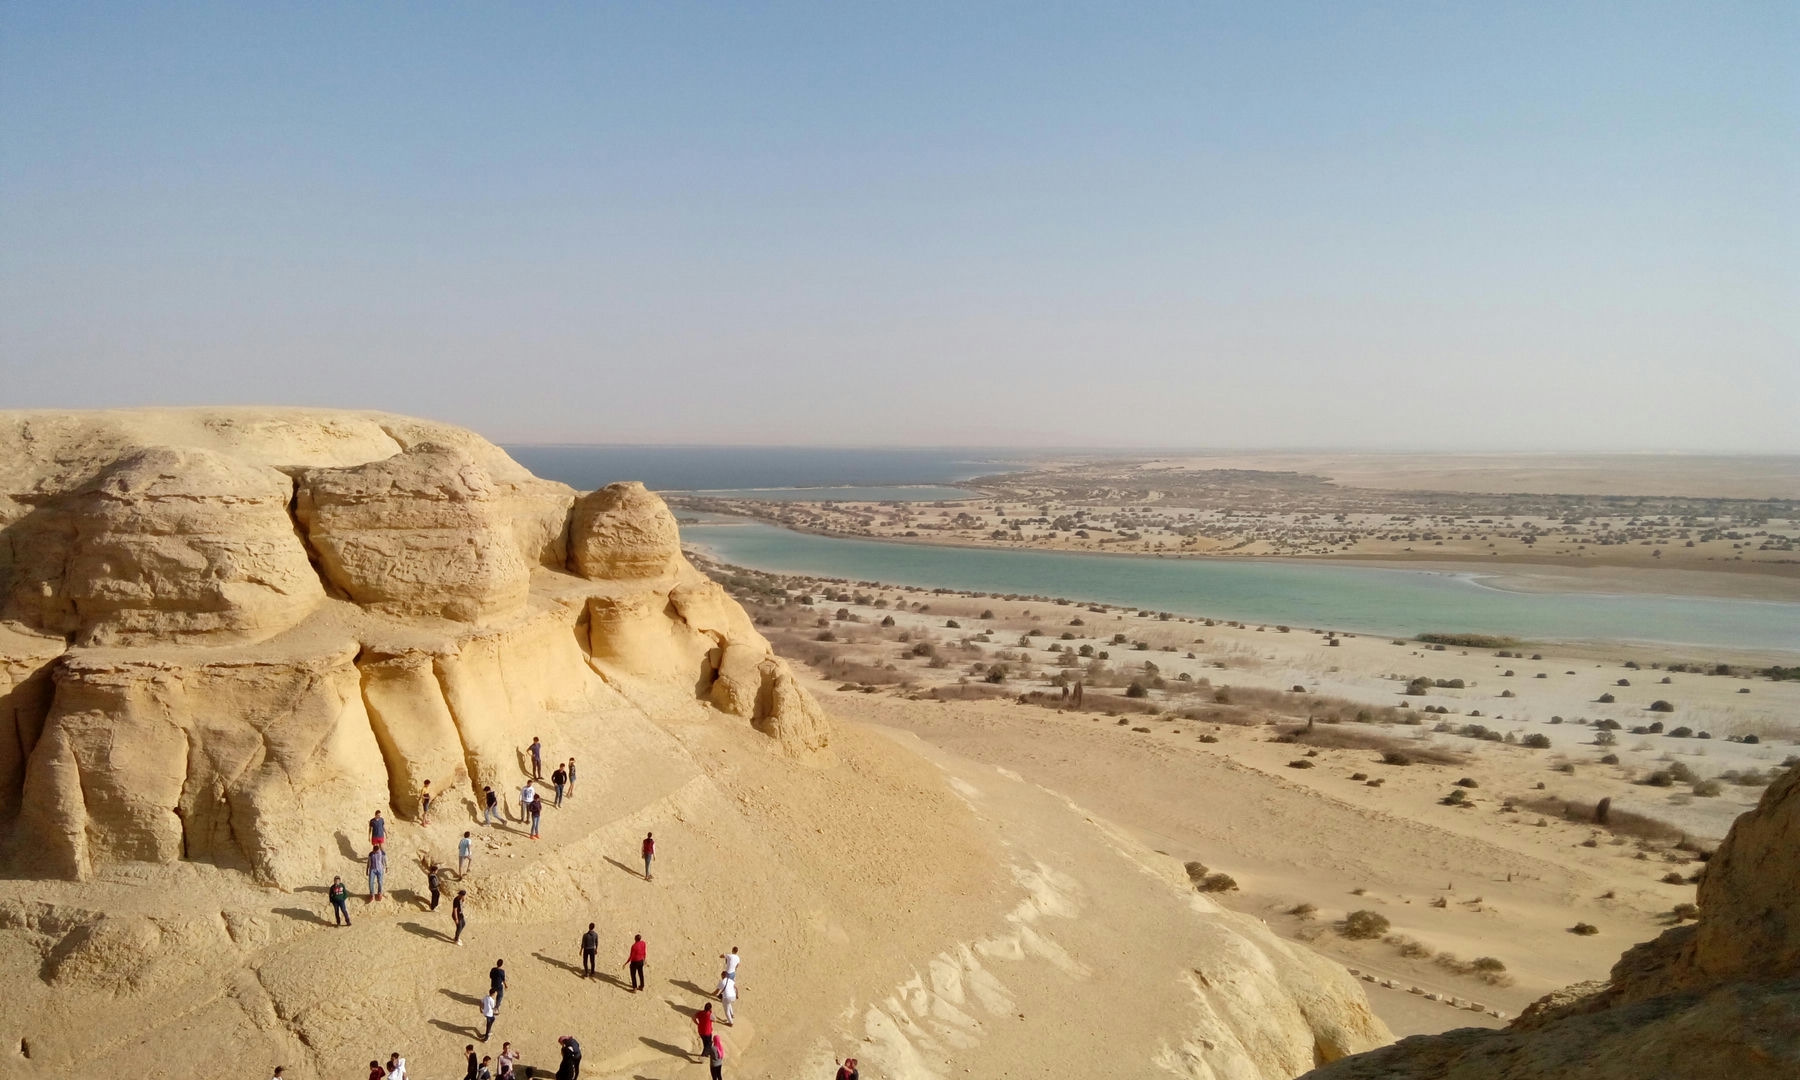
[1302,765,1800,1080]
[0,408,829,886]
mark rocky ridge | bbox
[0,409,828,887]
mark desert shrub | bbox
[1598,693,1616,704]
[1341,910,1390,939]
[1600,753,1620,765]
[1692,779,1723,797]
[1350,772,1368,781]
[1594,732,1618,746]
[945,619,960,628]
[1648,700,1674,712]
[1672,903,1700,921]
[1645,771,1675,788]
[1183,861,1209,883]
[1288,902,1317,918]
[1441,789,1468,805]
[1668,726,1693,738]
[1743,734,1761,745]
[1595,797,1612,824]
[1660,872,1686,884]
[980,609,995,619]
[1522,733,1552,749]
[1617,678,1631,687]
[1455,777,1479,788]
[1288,759,1317,769]
[1381,750,1413,766]
[1570,923,1599,935]
[1198,873,1238,892]
[1417,633,1520,648]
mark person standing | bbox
[495,1042,517,1080]
[426,862,443,911]
[625,934,647,992]
[551,764,567,809]
[706,1033,725,1080]
[528,793,543,840]
[483,786,502,826]
[464,1044,479,1080]
[693,1003,715,1059]
[475,1056,493,1080]
[489,959,508,1009]
[385,1052,407,1079]
[580,923,599,977]
[367,846,387,901]
[529,737,544,780]
[328,875,351,925]
[419,779,433,826]
[641,832,655,880]
[715,969,737,1025]
[834,1058,859,1080]
[452,889,468,945]
[479,988,498,1041]
[519,781,536,824]
[270,1068,285,1080]
[369,809,387,849]
[566,758,577,797]
[367,1061,384,1080]
[555,1035,582,1080]
[459,831,474,878]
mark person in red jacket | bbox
[834,1058,859,1080]
[625,934,647,992]
[693,1003,714,1059]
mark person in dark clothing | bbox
[641,832,655,880]
[529,794,543,839]
[490,959,508,1009]
[368,810,386,848]
[834,1059,859,1080]
[426,863,443,911]
[626,934,646,991]
[551,765,566,808]
[452,890,468,945]
[483,785,502,826]
[328,875,351,926]
[464,1044,479,1080]
[529,737,544,780]
[555,1035,582,1080]
[580,923,598,976]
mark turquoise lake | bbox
[681,516,1800,654]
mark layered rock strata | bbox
[0,409,828,886]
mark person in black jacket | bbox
[328,876,351,926]
[580,923,599,976]
[555,1035,582,1080]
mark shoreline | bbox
[679,506,1800,604]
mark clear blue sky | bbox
[2,3,1794,449]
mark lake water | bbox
[503,445,1023,496]
[681,515,1800,653]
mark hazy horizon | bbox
[3,4,1795,451]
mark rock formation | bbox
[0,408,829,886]
[1302,765,1800,1080]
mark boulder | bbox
[294,444,533,622]
[569,481,682,580]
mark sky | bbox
[1,3,1795,450]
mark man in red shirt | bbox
[626,933,647,992]
[641,832,655,881]
[693,1002,715,1059]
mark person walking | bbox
[706,1033,725,1080]
[367,846,387,901]
[270,1067,285,1080]
[580,923,599,977]
[369,809,387,849]
[489,959,509,1009]
[693,1003,715,1060]
[715,969,737,1025]
[495,1042,517,1080]
[720,946,740,985]
[528,793,543,840]
[529,737,544,780]
[459,831,474,878]
[367,1061,385,1080]
[551,763,566,808]
[426,862,443,911]
[475,1056,493,1080]
[479,988,497,1041]
[483,786,502,826]
[566,758,577,797]
[555,1035,582,1080]
[385,1052,407,1079]
[464,1044,479,1080]
[641,832,655,880]
[328,875,351,925]
[452,889,468,945]
[625,934,647,992]
[834,1058,859,1080]
[419,779,433,826]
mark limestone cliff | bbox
[1302,764,1800,1080]
[0,408,829,886]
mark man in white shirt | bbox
[720,946,740,982]
[715,968,738,1025]
[518,782,535,823]
[385,1053,407,1079]
[480,989,498,1041]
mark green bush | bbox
[1341,910,1391,939]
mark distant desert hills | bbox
[0,409,827,886]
